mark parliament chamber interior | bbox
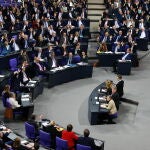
[0,0,149,150]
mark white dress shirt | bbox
[140,31,146,39]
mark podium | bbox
[117,60,132,75]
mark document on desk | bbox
[105,51,113,54]
[100,104,107,108]
[0,75,5,77]
[29,80,37,84]
[96,101,99,104]
[22,98,30,102]
[63,65,70,68]
[77,62,88,66]
[22,94,30,98]
[42,122,49,127]
[27,83,35,87]
[101,89,107,93]
[99,97,105,100]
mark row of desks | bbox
[88,82,109,125]
[97,53,139,67]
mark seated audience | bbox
[77,129,95,149]
[62,124,78,150]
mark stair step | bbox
[90,31,99,34]
[88,9,104,14]
[88,39,97,42]
[88,14,102,16]
[90,19,100,22]
[88,8,105,11]
[87,4,105,9]
[87,2,104,5]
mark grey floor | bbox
[1,50,150,150]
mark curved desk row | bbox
[97,53,139,67]
[88,82,109,125]
[47,64,93,88]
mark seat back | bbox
[25,122,36,140]
[9,58,17,71]
[76,144,92,150]
[56,137,68,150]
[73,55,81,64]
[39,130,51,148]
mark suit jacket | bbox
[18,71,30,86]
[77,137,95,150]
[114,35,124,42]
[116,80,124,97]
[59,36,69,45]
[111,92,120,110]
[32,62,46,76]
[121,53,132,60]
[44,125,61,148]
[1,45,12,56]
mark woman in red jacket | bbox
[62,124,78,150]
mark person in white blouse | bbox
[8,92,20,109]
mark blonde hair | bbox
[105,80,113,89]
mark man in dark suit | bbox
[27,114,39,136]
[77,129,95,150]
[121,48,132,60]
[116,74,124,98]
[32,57,48,77]
[114,30,124,43]
[43,121,61,149]
[111,86,120,110]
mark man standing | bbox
[111,86,120,110]
[116,74,124,98]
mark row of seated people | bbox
[26,114,98,150]
[2,84,34,120]
[97,0,149,54]
[102,0,149,32]
[2,45,88,93]
[0,23,89,56]
[0,115,102,150]
[0,124,38,149]
[96,39,137,54]
[0,0,90,56]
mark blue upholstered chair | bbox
[39,130,51,148]
[56,137,68,150]
[76,144,92,150]
[73,55,81,64]
[9,58,18,71]
[25,122,37,140]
